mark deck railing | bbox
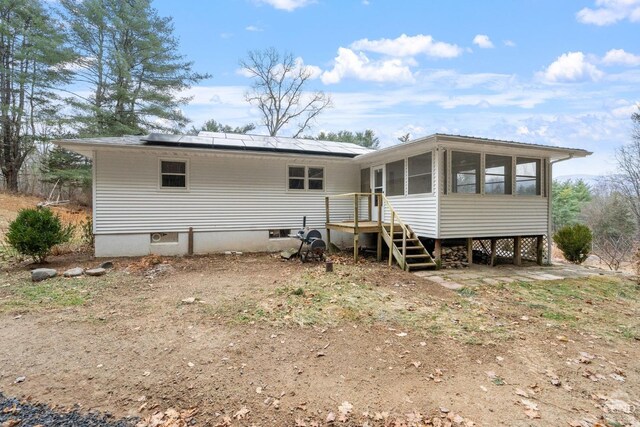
[325,192,412,266]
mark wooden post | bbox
[377,194,383,262]
[325,196,331,251]
[377,231,382,261]
[353,194,359,262]
[434,239,442,262]
[388,211,395,266]
[490,238,497,266]
[466,238,473,265]
[367,193,372,221]
[513,236,522,266]
[377,194,382,227]
[188,227,194,256]
[536,235,544,265]
[401,227,407,270]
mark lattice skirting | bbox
[472,235,548,264]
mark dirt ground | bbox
[0,251,638,427]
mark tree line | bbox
[552,110,640,270]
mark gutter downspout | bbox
[547,154,574,264]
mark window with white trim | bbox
[288,166,324,191]
[160,160,187,188]
[408,152,432,195]
[516,157,541,195]
[484,154,512,195]
[451,151,481,194]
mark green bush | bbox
[5,208,74,263]
[553,223,592,264]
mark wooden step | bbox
[393,238,419,243]
[406,262,437,270]
[405,254,430,258]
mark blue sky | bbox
[153,0,640,176]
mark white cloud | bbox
[472,34,494,49]
[576,0,640,25]
[256,0,315,11]
[245,25,263,32]
[540,51,604,83]
[504,40,516,47]
[350,34,463,58]
[321,48,415,84]
[602,48,640,66]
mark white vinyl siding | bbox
[439,196,548,238]
[384,195,438,237]
[94,151,357,234]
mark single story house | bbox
[54,132,590,269]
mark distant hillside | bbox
[554,174,602,186]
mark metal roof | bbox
[141,132,373,157]
[355,133,591,162]
[52,132,374,158]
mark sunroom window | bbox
[386,160,405,196]
[484,155,512,195]
[451,151,481,194]
[516,157,541,195]
[408,152,432,195]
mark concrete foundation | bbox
[94,229,352,257]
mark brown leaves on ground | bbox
[136,407,198,427]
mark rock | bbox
[63,267,84,277]
[85,268,106,276]
[14,376,25,383]
[99,260,114,269]
[181,297,196,304]
[31,268,57,282]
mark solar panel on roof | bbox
[177,135,213,145]
[212,137,245,148]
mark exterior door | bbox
[371,165,384,220]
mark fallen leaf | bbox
[338,401,353,415]
[233,406,250,419]
[521,399,538,411]
[515,388,528,397]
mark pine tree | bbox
[61,0,209,137]
[0,0,73,191]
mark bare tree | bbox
[582,187,636,271]
[240,48,331,137]
[609,107,640,234]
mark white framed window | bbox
[484,154,512,195]
[451,151,481,194]
[160,159,188,189]
[288,165,324,191]
[408,152,432,195]
[516,157,541,195]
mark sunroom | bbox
[350,134,590,266]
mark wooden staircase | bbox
[380,196,436,271]
[324,192,436,271]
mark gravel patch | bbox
[0,392,136,427]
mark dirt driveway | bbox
[0,253,638,426]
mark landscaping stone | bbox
[63,267,84,277]
[85,268,106,276]
[99,261,114,269]
[31,268,57,282]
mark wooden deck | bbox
[325,221,387,233]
